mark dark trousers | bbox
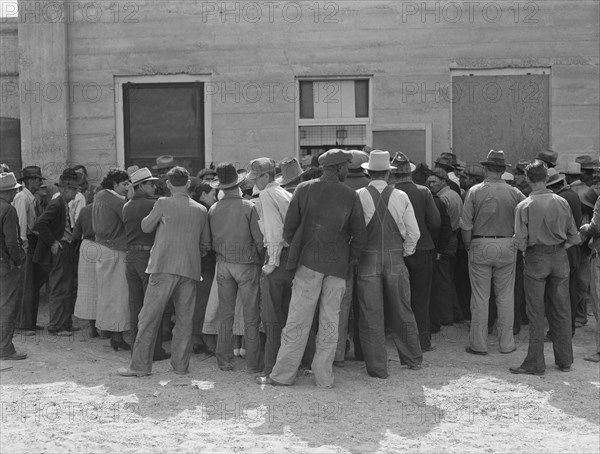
[17,235,47,330]
[193,253,216,347]
[430,255,458,331]
[567,245,581,334]
[48,241,75,332]
[454,248,472,321]
[520,247,573,372]
[405,249,434,349]
[125,250,165,360]
[0,263,23,357]
[261,251,294,375]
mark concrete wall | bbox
[15,0,600,179]
[0,18,19,119]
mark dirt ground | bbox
[1,300,599,454]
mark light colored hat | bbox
[153,155,176,170]
[276,157,306,186]
[130,167,159,187]
[546,168,566,187]
[361,150,396,172]
[127,165,140,176]
[560,162,582,176]
[246,158,276,180]
[501,171,515,182]
[0,172,22,191]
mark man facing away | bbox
[244,157,293,376]
[123,167,170,362]
[391,152,440,353]
[461,150,525,356]
[356,151,422,378]
[0,172,27,360]
[510,160,580,375]
[258,149,367,388]
[119,167,211,376]
[209,163,264,373]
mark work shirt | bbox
[460,178,525,236]
[254,181,292,267]
[395,181,440,251]
[357,180,420,256]
[123,193,157,247]
[514,189,580,251]
[437,185,463,231]
[209,191,263,264]
[52,191,86,226]
[13,187,37,245]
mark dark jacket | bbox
[0,198,25,267]
[284,173,368,279]
[32,196,67,271]
[123,193,157,247]
[395,181,440,251]
[433,195,452,255]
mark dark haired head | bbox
[167,166,190,187]
[73,165,88,176]
[101,169,130,190]
[525,160,548,183]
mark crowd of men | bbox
[0,147,599,387]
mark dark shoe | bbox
[367,371,389,379]
[35,325,44,331]
[584,353,600,362]
[16,329,36,337]
[544,332,552,343]
[501,346,518,354]
[153,352,171,362]
[575,320,587,328]
[66,326,82,332]
[465,347,487,356]
[219,364,234,372]
[422,345,437,353]
[89,328,99,338]
[118,367,150,377]
[255,375,289,386]
[409,364,422,371]
[110,339,131,351]
[1,351,27,360]
[333,360,345,368]
[513,328,520,336]
[173,369,188,375]
[509,367,544,376]
[557,365,571,372]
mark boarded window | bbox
[299,80,369,119]
[452,74,550,164]
[123,83,205,175]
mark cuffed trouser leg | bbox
[357,273,388,378]
[0,264,22,357]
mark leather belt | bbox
[472,236,511,239]
[527,243,565,253]
[128,244,152,252]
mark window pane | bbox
[299,81,314,119]
[355,80,369,118]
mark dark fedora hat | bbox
[19,166,46,182]
[514,159,531,175]
[536,149,558,167]
[210,162,247,189]
[480,149,510,167]
[576,155,599,170]
[390,152,416,174]
[435,152,456,171]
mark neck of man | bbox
[529,181,547,192]
[170,186,188,196]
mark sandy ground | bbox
[1,302,599,454]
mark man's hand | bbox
[50,241,62,255]
[262,264,277,276]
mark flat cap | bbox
[318,149,353,167]
[347,150,370,170]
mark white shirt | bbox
[13,187,37,246]
[357,180,421,256]
[255,181,292,267]
[52,191,86,226]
